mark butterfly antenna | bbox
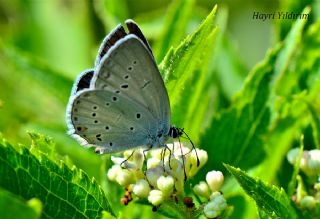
[178,134,187,181]
[181,129,200,167]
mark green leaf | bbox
[0,137,114,218]
[160,5,217,104]
[274,7,311,96]
[288,136,304,197]
[225,164,299,219]
[156,199,198,219]
[257,8,316,182]
[154,0,196,62]
[0,187,42,219]
[1,46,73,104]
[200,46,280,170]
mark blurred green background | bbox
[0,0,319,218]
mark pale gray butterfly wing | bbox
[67,89,158,153]
[91,35,170,131]
[67,23,171,153]
[95,25,127,67]
[95,19,154,67]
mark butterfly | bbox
[66,19,197,163]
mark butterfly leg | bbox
[163,144,173,169]
[177,136,187,181]
[142,145,153,162]
[120,150,136,168]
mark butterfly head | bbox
[168,126,183,139]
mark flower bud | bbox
[157,175,174,197]
[287,148,300,164]
[203,203,219,218]
[150,148,162,159]
[301,196,316,210]
[111,156,136,169]
[206,171,224,192]
[145,166,165,187]
[210,192,227,210]
[133,179,151,198]
[203,192,227,218]
[307,150,320,175]
[132,150,144,170]
[188,149,208,177]
[147,157,161,169]
[193,181,210,198]
[115,169,135,187]
[107,165,121,181]
[148,190,164,206]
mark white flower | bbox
[111,156,136,169]
[307,150,320,175]
[147,157,161,169]
[148,190,164,206]
[145,166,165,187]
[301,196,316,209]
[206,171,224,192]
[157,175,174,197]
[203,202,219,218]
[132,150,144,170]
[107,165,122,181]
[287,148,300,164]
[133,179,150,198]
[193,181,210,198]
[163,157,185,193]
[115,169,135,187]
[188,149,208,177]
[150,148,163,159]
[204,192,227,218]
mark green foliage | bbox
[0,136,114,218]
[225,164,299,218]
[160,5,217,140]
[0,188,42,219]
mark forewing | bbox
[95,25,127,66]
[91,35,171,134]
[66,89,157,153]
[70,69,94,95]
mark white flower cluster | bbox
[287,148,320,176]
[287,148,320,210]
[193,171,227,218]
[107,142,208,206]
